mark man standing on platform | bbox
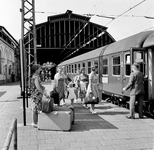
[122,63,145,119]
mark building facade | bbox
[0,26,19,84]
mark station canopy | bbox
[26,10,115,65]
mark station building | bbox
[0,26,19,84]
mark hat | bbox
[132,63,139,69]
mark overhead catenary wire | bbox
[61,25,105,59]
[62,29,105,61]
[59,0,102,56]
[105,0,147,26]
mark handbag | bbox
[84,92,99,104]
[50,90,59,105]
[42,98,54,113]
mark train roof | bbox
[58,46,105,66]
[143,31,154,48]
[102,31,154,55]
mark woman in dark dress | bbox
[53,66,67,105]
[79,68,89,104]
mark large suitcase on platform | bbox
[38,107,73,131]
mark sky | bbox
[0,0,154,41]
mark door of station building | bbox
[131,48,148,100]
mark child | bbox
[67,82,76,105]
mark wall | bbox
[0,40,15,83]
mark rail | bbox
[2,118,17,150]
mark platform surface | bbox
[0,82,154,150]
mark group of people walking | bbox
[53,65,100,114]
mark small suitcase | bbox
[38,107,72,131]
[41,98,54,113]
[50,90,59,105]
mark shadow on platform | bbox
[71,103,118,132]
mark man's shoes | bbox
[126,116,135,119]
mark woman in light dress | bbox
[86,66,99,113]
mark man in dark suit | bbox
[122,63,145,119]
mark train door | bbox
[131,48,148,100]
[122,52,131,96]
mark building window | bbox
[102,58,108,75]
[125,53,131,76]
[113,56,120,75]
[9,65,11,75]
[88,61,91,74]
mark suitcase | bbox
[38,107,73,131]
[53,106,75,125]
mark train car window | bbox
[112,56,120,75]
[72,64,74,74]
[102,58,108,75]
[78,63,80,71]
[88,61,91,74]
[0,50,1,73]
[69,65,71,73]
[125,54,131,76]
[82,63,85,69]
[93,60,98,66]
[133,51,147,76]
[74,64,77,73]
[66,66,69,74]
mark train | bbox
[58,30,154,118]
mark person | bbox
[86,65,99,114]
[11,72,15,82]
[53,66,67,105]
[30,64,49,128]
[78,68,89,104]
[67,82,76,106]
[122,63,145,119]
[73,70,81,101]
[40,71,44,81]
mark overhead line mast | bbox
[20,0,37,126]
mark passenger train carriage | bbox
[58,30,154,117]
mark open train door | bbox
[131,48,148,100]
